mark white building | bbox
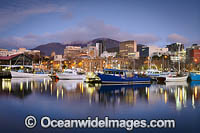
[54,55,64,61]
[100,51,117,58]
[148,45,168,57]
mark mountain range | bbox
[32,38,120,56]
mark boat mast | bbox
[178,43,181,74]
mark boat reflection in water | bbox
[0,78,200,110]
[0,78,200,132]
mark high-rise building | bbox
[186,44,200,64]
[166,43,184,53]
[119,40,138,58]
[96,40,106,57]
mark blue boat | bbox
[190,72,200,81]
[99,84,151,92]
[97,69,151,84]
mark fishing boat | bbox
[56,69,86,80]
[156,71,178,83]
[11,69,50,78]
[165,74,188,82]
[145,69,162,77]
[164,43,188,82]
[97,69,151,84]
[189,71,200,81]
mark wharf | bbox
[0,71,12,78]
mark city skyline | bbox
[0,0,199,49]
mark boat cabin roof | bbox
[103,69,128,72]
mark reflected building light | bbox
[51,83,53,90]
[41,82,43,88]
[81,82,84,94]
[2,80,5,90]
[87,87,95,95]
[160,88,163,94]
[20,82,23,91]
[175,88,182,111]
[62,89,64,99]
[145,87,148,94]
[8,82,11,93]
[43,79,46,85]
[51,85,53,96]
[47,79,49,86]
[89,95,92,105]
[192,94,195,109]
[164,91,168,104]
[31,81,33,91]
[57,88,59,99]
[194,86,197,98]
[183,88,187,107]
[147,87,149,102]
[180,88,183,103]
[45,85,47,91]
[26,80,29,89]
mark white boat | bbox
[57,80,82,90]
[57,69,86,80]
[165,75,188,82]
[145,69,162,80]
[11,71,50,78]
[165,81,188,87]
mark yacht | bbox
[56,69,86,80]
[11,69,50,78]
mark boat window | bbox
[104,71,113,75]
[64,71,73,74]
[126,72,134,77]
[115,71,120,75]
[120,71,124,75]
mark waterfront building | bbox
[119,40,139,58]
[167,43,186,63]
[139,45,168,57]
[166,43,184,53]
[82,57,131,72]
[96,41,106,57]
[0,53,32,66]
[100,51,117,58]
[186,44,200,64]
[54,55,64,62]
[88,46,97,58]
[64,46,81,58]
[0,49,8,56]
[51,51,56,58]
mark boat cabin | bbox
[103,69,134,78]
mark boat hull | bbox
[190,72,200,81]
[97,73,151,84]
[57,73,86,80]
[165,75,188,82]
[11,71,50,78]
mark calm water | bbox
[0,78,200,133]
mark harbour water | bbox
[0,78,200,133]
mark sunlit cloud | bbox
[167,33,188,44]
[0,19,161,49]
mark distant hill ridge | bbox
[32,38,120,56]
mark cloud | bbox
[0,1,72,31]
[0,19,161,49]
[167,33,188,44]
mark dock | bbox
[0,71,12,78]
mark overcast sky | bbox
[0,0,199,49]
